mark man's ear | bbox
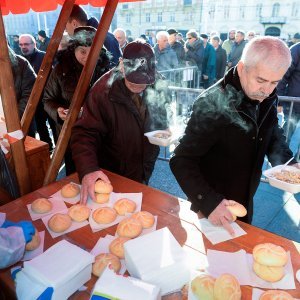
[237,61,244,76]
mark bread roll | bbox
[116,217,143,238]
[253,261,285,282]
[92,253,121,277]
[61,183,80,198]
[113,198,136,216]
[48,213,72,233]
[92,207,117,224]
[190,274,215,300]
[94,193,110,204]
[94,180,113,194]
[25,228,40,251]
[259,290,294,300]
[214,273,242,300]
[109,237,131,259]
[132,211,155,228]
[31,198,52,214]
[68,204,90,222]
[226,202,247,218]
[253,243,288,267]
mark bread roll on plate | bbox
[253,243,288,267]
[92,207,117,224]
[94,180,113,194]
[259,290,294,300]
[48,213,72,233]
[116,217,142,238]
[31,198,52,214]
[109,237,131,259]
[113,198,136,215]
[25,228,41,251]
[92,253,121,277]
[132,211,155,228]
[94,193,110,204]
[61,183,80,198]
[214,273,241,300]
[190,274,215,300]
[68,204,90,222]
[253,261,285,282]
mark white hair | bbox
[113,28,126,37]
[19,34,36,44]
[156,31,169,41]
[241,36,291,71]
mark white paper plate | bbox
[144,130,177,147]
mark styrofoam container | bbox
[263,165,300,194]
[144,130,177,147]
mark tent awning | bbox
[1,0,141,15]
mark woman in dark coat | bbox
[43,26,110,175]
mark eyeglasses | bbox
[19,43,33,46]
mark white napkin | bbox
[23,240,94,287]
[22,231,45,261]
[41,209,89,238]
[90,234,127,275]
[194,218,247,244]
[27,198,68,221]
[206,249,296,289]
[91,267,161,300]
[0,212,6,226]
[49,182,81,204]
[252,288,299,300]
[89,192,143,233]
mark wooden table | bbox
[0,171,299,300]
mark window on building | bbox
[146,13,151,22]
[184,0,192,6]
[122,4,128,9]
[155,0,164,6]
[256,4,262,17]
[240,5,245,19]
[292,2,299,17]
[170,12,175,22]
[272,3,280,17]
[209,4,215,19]
[224,5,230,19]
[126,13,131,23]
[158,12,162,23]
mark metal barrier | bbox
[158,66,202,88]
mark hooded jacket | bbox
[71,69,170,183]
[170,67,295,223]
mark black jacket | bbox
[215,46,227,80]
[43,48,110,135]
[170,41,185,66]
[170,67,295,223]
[71,69,169,183]
[23,48,45,74]
[185,39,204,71]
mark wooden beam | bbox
[0,6,31,195]
[21,0,75,135]
[43,0,120,185]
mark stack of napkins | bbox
[124,227,190,295]
[91,267,161,300]
[16,240,94,300]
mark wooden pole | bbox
[0,6,31,195]
[21,0,75,135]
[43,0,120,185]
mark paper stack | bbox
[124,227,190,295]
[91,267,161,300]
[16,240,94,300]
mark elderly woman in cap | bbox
[43,26,110,175]
[71,41,170,204]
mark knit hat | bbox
[38,30,46,38]
[122,41,156,85]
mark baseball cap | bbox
[122,41,156,85]
[200,33,209,39]
[167,29,178,35]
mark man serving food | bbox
[170,36,299,235]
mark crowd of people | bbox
[1,4,300,268]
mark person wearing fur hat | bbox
[43,26,110,175]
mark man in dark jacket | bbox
[211,35,227,81]
[170,37,297,235]
[167,29,185,66]
[277,42,300,145]
[227,30,247,68]
[71,41,169,204]
[37,30,50,52]
[19,34,54,150]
